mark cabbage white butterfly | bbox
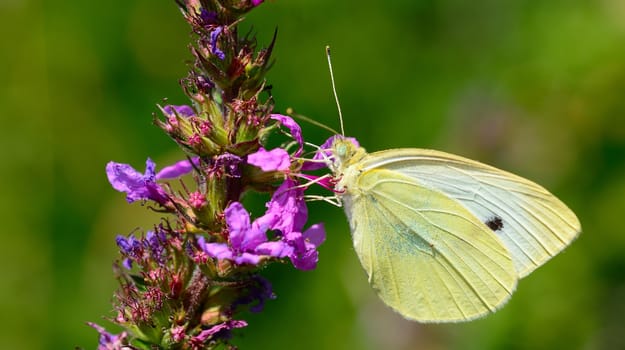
[324,47,581,322]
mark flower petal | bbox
[255,241,293,258]
[247,147,291,172]
[233,252,263,265]
[202,243,234,260]
[106,162,144,194]
[224,202,251,249]
[193,320,248,342]
[163,104,196,118]
[303,223,326,247]
[87,322,128,350]
[105,158,167,203]
[290,246,319,271]
[156,157,200,180]
[270,114,303,155]
[264,179,308,233]
[210,27,225,60]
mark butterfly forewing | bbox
[361,149,581,278]
[342,168,518,322]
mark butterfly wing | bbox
[360,148,581,278]
[342,168,517,322]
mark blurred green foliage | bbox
[2,0,625,349]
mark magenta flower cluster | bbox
[106,112,326,272]
[90,1,345,348]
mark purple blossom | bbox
[163,104,196,118]
[231,275,275,313]
[156,157,200,180]
[283,223,326,270]
[195,74,214,93]
[271,114,303,155]
[87,322,128,350]
[247,147,291,171]
[261,178,308,233]
[251,0,264,6]
[116,234,143,269]
[199,202,291,265]
[106,157,199,204]
[145,230,167,266]
[249,276,275,312]
[212,153,242,177]
[116,230,168,269]
[210,27,225,60]
[191,320,248,344]
[302,135,360,171]
[199,8,217,26]
[256,178,326,270]
[106,158,167,204]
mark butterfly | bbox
[328,137,581,322]
[318,46,580,322]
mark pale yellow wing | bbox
[360,149,581,278]
[343,168,517,322]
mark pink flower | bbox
[271,114,304,155]
[199,202,291,265]
[106,157,200,204]
[88,322,128,350]
[247,147,291,171]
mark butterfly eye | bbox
[336,143,347,158]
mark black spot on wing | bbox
[485,216,504,231]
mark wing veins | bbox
[474,187,557,256]
[429,255,470,319]
[372,197,488,318]
[370,185,510,264]
[370,189,514,299]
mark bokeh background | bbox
[3,0,625,349]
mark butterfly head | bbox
[330,136,366,172]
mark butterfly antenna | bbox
[287,108,338,134]
[326,45,345,136]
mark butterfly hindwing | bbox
[343,168,518,322]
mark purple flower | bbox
[163,104,196,118]
[87,322,128,350]
[156,157,200,180]
[261,178,308,233]
[257,178,326,270]
[283,223,325,270]
[116,229,168,269]
[271,114,303,155]
[232,275,275,313]
[247,147,291,171]
[191,320,248,344]
[145,230,167,266]
[116,234,143,269]
[199,202,290,265]
[195,74,214,93]
[212,153,243,177]
[199,8,217,26]
[106,158,199,204]
[251,0,264,6]
[106,158,167,204]
[210,27,225,60]
[302,135,360,171]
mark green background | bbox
[2,0,625,349]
